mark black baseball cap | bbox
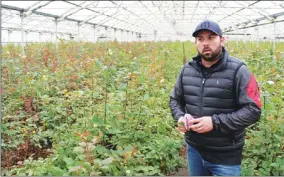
[192,20,222,37]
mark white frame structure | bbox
[2,1,284,54]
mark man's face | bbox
[195,30,225,62]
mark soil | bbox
[1,139,52,170]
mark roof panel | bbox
[89,15,109,24]
[2,1,284,41]
[263,8,284,15]
[37,1,76,16]
[68,9,95,21]
[252,1,278,8]
[2,1,37,9]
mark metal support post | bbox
[77,22,80,41]
[273,22,276,50]
[20,12,25,56]
[25,31,28,43]
[154,30,157,42]
[256,25,259,48]
[50,33,53,42]
[93,25,96,43]
[236,28,239,47]
[8,30,12,43]
[105,27,108,40]
[244,28,247,44]
[114,28,117,41]
[121,30,123,42]
[55,18,58,50]
[39,32,42,42]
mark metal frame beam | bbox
[155,1,178,34]
[2,27,74,36]
[2,9,18,22]
[217,1,260,23]
[224,19,284,33]
[172,0,177,16]
[24,1,53,17]
[234,1,274,22]
[80,2,102,25]
[86,2,123,27]
[190,1,199,22]
[64,1,141,32]
[3,1,284,41]
[139,1,162,24]
[2,4,141,36]
[223,32,251,36]
[110,1,155,30]
[204,1,221,19]
[58,1,89,21]
[224,11,284,32]
[136,1,179,35]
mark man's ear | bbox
[220,36,225,46]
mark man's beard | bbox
[199,47,222,62]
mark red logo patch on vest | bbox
[246,74,261,108]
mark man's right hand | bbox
[178,114,193,133]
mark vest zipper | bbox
[200,71,213,116]
[200,78,206,116]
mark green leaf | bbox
[102,157,113,165]
[73,146,85,154]
[109,165,121,176]
[93,159,102,169]
[270,162,279,167]
[92,115,103,125]
[77,154,87,160]
[68,166,84,172]
[143,94,149,100]
[103,69,110,77]
[52,167,64,176]
[63,157,74,165]
[83,162,91,171]
[276,157,283,165]
[94,58,103,68]
[124,145,133,152]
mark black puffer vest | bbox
[182,47,245,152]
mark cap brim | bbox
[192,28,220,37]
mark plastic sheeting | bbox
[2,1,284,42]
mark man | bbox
[169,20,261,176]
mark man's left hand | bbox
[188,116,213,133]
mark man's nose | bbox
[203,42,209,47]
[202,39,209,46]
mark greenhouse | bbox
[1,1,284,176]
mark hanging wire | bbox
[95,1,124,28]
[218,1,227,7]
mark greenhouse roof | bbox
[2,1,284,41]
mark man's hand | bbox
[178,114,193,133]
[188,116,213,133]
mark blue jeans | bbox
[186,143,241,176]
